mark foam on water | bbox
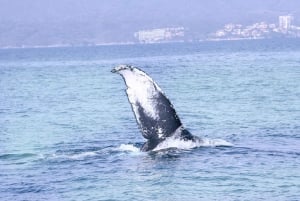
[43,145,141,161]
[45,151,98,161]
[67,151,97,160]
[201,138,233,147]
[153,136,233,151]
[118,144,141,152]
[115,137,233,153]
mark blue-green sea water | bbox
[0,40,300,200]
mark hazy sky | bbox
[0,0,299,46]
[1,0,299,23]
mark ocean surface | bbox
[0,39,300,201]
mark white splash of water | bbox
[153,136,233,151]
[201,138,233,147]
[118,144,140,152]
[48,151,97,160]
[68,152,97,160]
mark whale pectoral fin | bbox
[136,99,181,141]
[112,65,197,151]
[180,129,195,141]
[141,138,164,152]
[141,128,196,151]
[136,102,159,140]
[141,141,155,152]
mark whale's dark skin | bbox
[112,65,200,152]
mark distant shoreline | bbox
[0,42,137,50]
[1,38,300,50]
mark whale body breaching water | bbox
[112,64,204,152]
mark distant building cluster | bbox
[134,27,184,43]
[210,15,300,41]
[133,15,300,44]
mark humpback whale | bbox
[112,65,201,151]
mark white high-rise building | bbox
[134,27,184,43]
[279,15,293,31]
